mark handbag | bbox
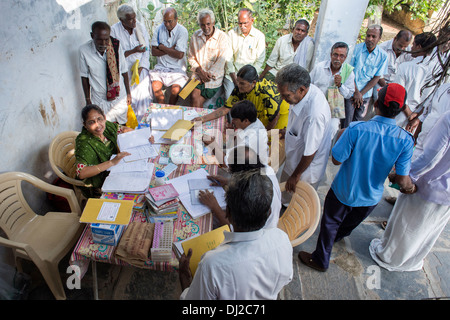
[327,86,345,119]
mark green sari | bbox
[75,121,119,197]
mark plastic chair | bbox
[278,180,321,247]
[0,172,84,300]
[48,131,90,205]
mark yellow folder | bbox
[178,79,200,100]
[79,198,134,225]
[161,119,194,140]
[181,224,230,275]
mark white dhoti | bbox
[131,68,153,122]
[91,90,128,125]
[370,192,450,272]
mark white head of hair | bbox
[117,4,135,20]
[197,8,215,25]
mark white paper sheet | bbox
[169,169,226,219]
[118,127,151,150]
[150,108,183,130]
[123,144,158,162]
[108,158,152,173]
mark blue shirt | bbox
[350,43,388,99]
[331,116,414,207]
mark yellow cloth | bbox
[126,105,138,129]
[131,59,140,86]
[225,78,289,129]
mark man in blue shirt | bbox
[344,25,388,128]
[299,83,417,272]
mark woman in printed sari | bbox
[75,104,133,198]
[193,65,289,130]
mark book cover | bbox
[148,183,179,202]
[181,225,230,275]
[79,198,134,225]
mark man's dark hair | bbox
[228,146,265,173]
[414,32,438,55]
[226,170,273,231]
[230,100,257,123]
[294,19,310,31]
[91,21,111,34]
[395,30,412,42]
[331,41,349,55]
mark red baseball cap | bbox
[379,83,407,108]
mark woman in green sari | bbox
[75,104,133,198]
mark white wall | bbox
[312,0,370,67]
[0,0,108,207]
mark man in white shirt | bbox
[275,64,333,198]
[150,7,189,105]
[179,170,293,300]
[310,42,355,125]
[79,21,131,124]
[260,19,314,81]
[224,8,266,99]
[392,32,437,128]
[202,100,269,165]
[198,145,282,230]
[110,4,152,122]
[378,30,413,86]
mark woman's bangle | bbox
[96,165,101,173]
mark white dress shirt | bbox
[234,118,269,161]
[79,39,128,123]
[180,228,293,300]
[284,84,332,185]
[392,55,437,127]
[378,39,413,83]
[110,21,150,72]
[226,26,266,77]
[310,60,355,99]
[151,23,189,73]
[266,34,314,76]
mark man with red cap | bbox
[298,83,417,272]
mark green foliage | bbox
[367,0,445,22]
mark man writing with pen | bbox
[197,146,281,230]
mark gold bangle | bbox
[96,165,101,173]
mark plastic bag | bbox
[126,105,139,129]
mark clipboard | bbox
[79,198,134,225]
[178,79,200,100]
[161,119,194,140]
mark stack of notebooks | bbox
[145,183,180,216]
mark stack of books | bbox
[145,183,180,216]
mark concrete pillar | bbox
[312,0,369,68]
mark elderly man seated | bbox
[179,169,293,300]
[188,8,231,108]
[150,7,189,105]
[224,8,266,99]
[111,4,152,122]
